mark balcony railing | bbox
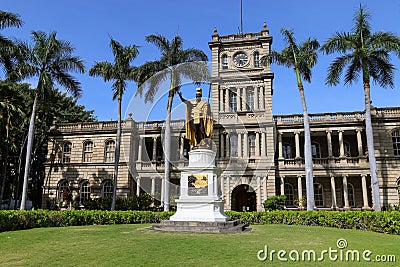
[280,156,367,167]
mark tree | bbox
[0,10,23,76]
[260,28,319,210]
[135,34,209,211]
[89,38,139,211]
[321,6,400,211]
[11,31,85,209]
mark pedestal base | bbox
[151,220,247,233]
[170,198,229,222]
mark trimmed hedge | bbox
[0,210,399,234]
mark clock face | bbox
[233,52,248,67]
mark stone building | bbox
[42,23,400,210]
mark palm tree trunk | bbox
[21,90,39,210]
[298,83,314,210]
[364,83,381,211]
[163,89,174,211]
[0,106,10,208]
[111,96,122,211]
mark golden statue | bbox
[178,88,213,148]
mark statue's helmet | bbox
[196,87,202,97]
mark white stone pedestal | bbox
[169,149,229,222]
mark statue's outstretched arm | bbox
[177,91,187,102]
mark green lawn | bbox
[0,224,398,266]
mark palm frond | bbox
[0,10,23,29]
[145,34,170,53]
[89,62,114,81]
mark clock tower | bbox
[208,22,276,211]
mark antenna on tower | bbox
[239,0,243,34]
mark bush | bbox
[81,195,153,211]
[263,195,286,211]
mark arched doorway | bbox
[231,184,256,212]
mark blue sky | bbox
[2,0,400,121]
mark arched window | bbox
[284,183,294,207]
[253,51,260,67]
[344,141,351,157]
[80,181,91,201]
[102,180,113,198]
[229,90,237,111]
[58,180,69,200]
[248,133,256,157]
[314,183,324,207]
[221,54,228,69]
[348,183,355,207]
[283,144,292,159]
[62,142,72,163]
[104,140,115,162]
[83,141,93,162]
[312,142,321,158]
[246,88,254,111]
[392,130,400,156]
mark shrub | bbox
[263,195,286,211]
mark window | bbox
[348,183,355,207]
[80,181,91,201]
[314,183,324,207]
[105,140,115,162]
[62,142,72,163]
[102,180,113,198]
[83,141,93,162]
[392,130,400,156]
[221,54,228,69]
[312,142,321,158]
[344,142,351,157]
[253,51,260,67]
[230,134,238,157]
[283,144,292,159]
[284,183,294,207]
[246,88,254,111]
[58,180,69,200]
[248,133,256,157]
[229,90,237,112]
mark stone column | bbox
[179,135,184,160]
[152,136,157,161]
[263,176,267,201]
[220,132,225,158]
[257,176,262,211]
[151,176,156,196]
[295,131,301,158]
[278,131,283,159]
[255,132,260,157]
[280,176,285,195]
[238,133,242,158]
[361,174,369,209]
[338,130,345,157]
[226,176,231,207]
[242,87,247,111]
[136,176,141,196]
[356,129,363,156]
[220,176,225,199]
[297,175,303,201]
[342,174,350,209]
[261,131,266,157]
[138,136,143,161]
[225,132,230,157]
[260,86,265,110]
[225,88,230,112]
[220,88,224,112]
[326,130,333,157]
[330,175,337,209]
[254,87,259,111]
[243,131,248,158]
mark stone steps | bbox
[150,220,248,233]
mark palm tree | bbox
[321,6,400,211]
[260,28,319,210]
[12,31,85,209]
[89,38,139,211]
[135,34,209,211]
[0,10,23,75]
